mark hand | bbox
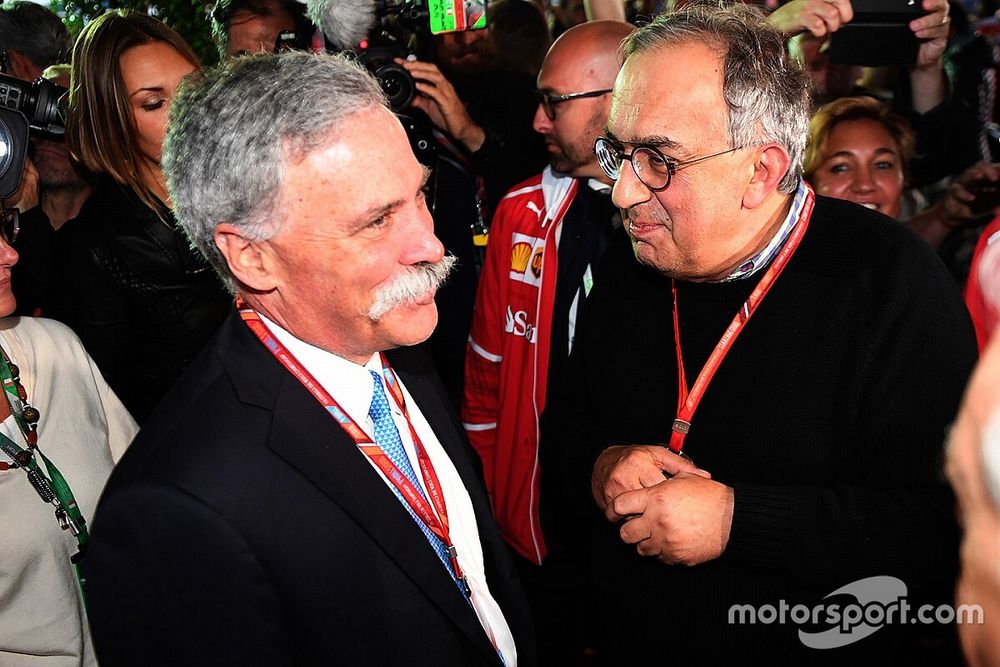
[396,58,486,153]
[591,444,710,511]
[767,0,853,38]
[612,473,735,566]
[911,0,950,70]
[3,155,38,212]
[941,162,1000,222]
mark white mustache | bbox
[367,254,457,321]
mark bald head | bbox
[543,20,633,90]
[534,20,633,180]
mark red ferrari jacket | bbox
[461,168,579,564]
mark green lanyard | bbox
[0,347,90,598]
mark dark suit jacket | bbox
[84,310,535,666]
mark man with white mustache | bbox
[83,53,533,667]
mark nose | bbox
[0,237,18,268]
[532,103,551,134]
[851,168,876,193]
[611,157,652,211]
[402,201,445,266]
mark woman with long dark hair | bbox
[54,11,230,422]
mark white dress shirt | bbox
[262,315,517,665]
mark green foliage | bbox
[49,0,219,66]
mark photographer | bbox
[397,0,548,212]
[13,65,94,318]
[385,1,548,405]
[0,0,67,80]
[0,4,87,317]
[209,0,313,57]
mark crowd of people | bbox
[4,0,1000,664]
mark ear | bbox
[213,223,278,292]
[5,49,40,80]
[742,144,791,210]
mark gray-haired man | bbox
[542,1,975,663]
[84,52,533,667]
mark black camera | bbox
[357,40,417,111]
[355,0,434,112]
[0,74,67,199]
[315,0,486,112]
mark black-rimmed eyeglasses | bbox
[594,136,742,191]
[535,88,613,121]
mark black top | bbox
[47,175,230,422]
[540,195,977,664]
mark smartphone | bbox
[827,0,924,66]
[274,30,309,53]
[966,180,1000,216]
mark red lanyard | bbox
[669,189,815,455]
[238,301,470,596]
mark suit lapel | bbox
[219,318,500,664]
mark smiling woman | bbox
[804,95,915,220]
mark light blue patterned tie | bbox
[368,370,456,579]
[369,376,501,661]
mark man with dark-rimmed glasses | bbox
[461,19,633,664]
[542,2,977,663]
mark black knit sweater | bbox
[540,195,977,664]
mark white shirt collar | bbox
[721,179,809,282]
[256,314,390,431]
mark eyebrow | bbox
[603,127,682,151]
[130,86,165,98]
[349,166,433,230]
[828,147,900,159]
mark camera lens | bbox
[0,107,29,199]
[0,117,12,178]
[375,63,415,112]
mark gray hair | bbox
[622,1,811,193]
[162,51,387,293]
[0,1,70,70]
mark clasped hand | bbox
[592,444,734,566]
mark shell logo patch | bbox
[510,242,532,273]
[509,232,544,287]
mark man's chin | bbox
[379,302,439,349]
[549,158,588,178]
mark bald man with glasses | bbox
[460,19,632,663]
[542,3,977,663]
